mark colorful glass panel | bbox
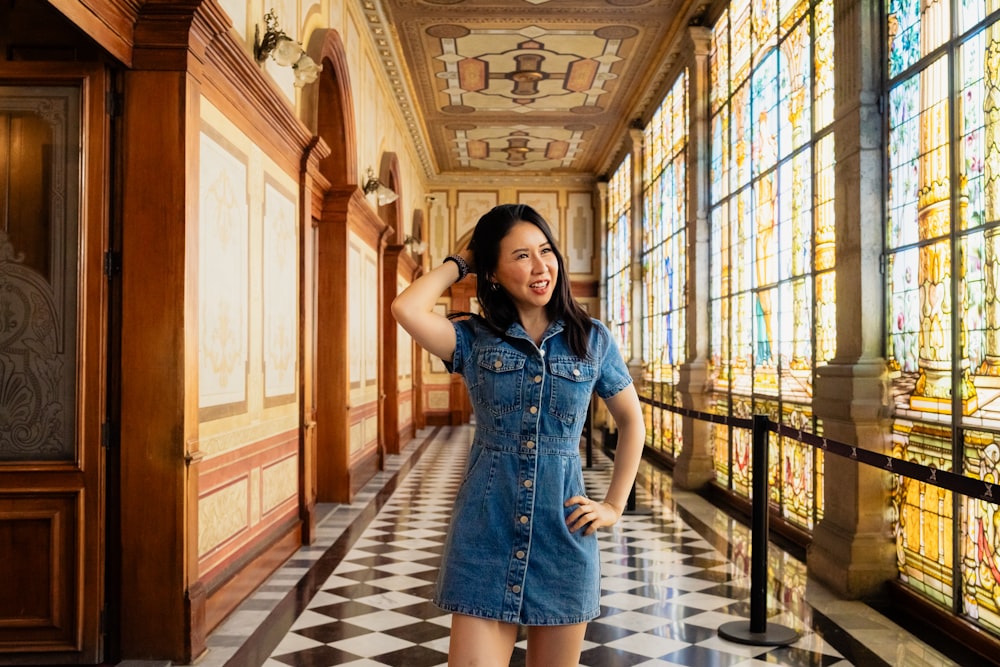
[708,0,833,532]
[891,421,955,606]
[814,133,836,363]
[606,159,631,359]
[961,428,1000,634]
[711,11,730,114]
[641,72,688,459]
[886,0,1000,630]
[813,0,834,130]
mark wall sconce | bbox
[403,235,427,255]
[363,167,399,206]
[254,9,323,87]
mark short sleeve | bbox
[443,318,475,374]
[592,320,633,399]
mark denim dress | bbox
[436,317,633,625]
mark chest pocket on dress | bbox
[474,347,526,416]
[548,357,597,424]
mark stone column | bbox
[809,0,897,597]
[675,27,715,489]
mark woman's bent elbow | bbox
[390,295,406,322]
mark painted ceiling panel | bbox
[373,0,705,179]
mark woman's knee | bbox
[448,614,518,666]
[525,623,588,667]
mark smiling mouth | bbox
[530,280,549,290]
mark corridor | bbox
[187,426,964,667]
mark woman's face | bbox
[492,221,559,312]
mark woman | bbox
[391,203,645,666]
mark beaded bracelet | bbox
[443,254,471,281]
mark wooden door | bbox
[0,64,109,664]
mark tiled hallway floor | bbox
[188,426,966,667]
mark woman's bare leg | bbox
[447,613,518,666]
[525,623,588,667]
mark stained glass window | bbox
[640,72,688,459]
[708,0,835,531]
[607,158,631,359]
[886,0,1000,633]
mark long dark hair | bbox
[464,203,593,359]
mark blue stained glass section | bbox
[888,0,922,78]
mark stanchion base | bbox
[718,620,800,646]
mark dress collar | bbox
[504,319,565,343]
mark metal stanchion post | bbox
[718,414,800,646]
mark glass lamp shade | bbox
[273,38,303,67]
[293,55,322,86]
[376,185,399,206]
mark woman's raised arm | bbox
[391,250,472,363]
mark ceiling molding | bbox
[359,0,438,178]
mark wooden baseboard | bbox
[349,446,380,498]
[202,522,302,634]
[425,414,451,426]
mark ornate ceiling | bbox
[367,0,708,182]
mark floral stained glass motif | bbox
[886,0,1000,636]
[708,0,834,531]
[607,158,631,360]
[640,72,688,460]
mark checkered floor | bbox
[257,426,875,667]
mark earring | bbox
[490,281,499,291]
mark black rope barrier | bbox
[638,394,997,646]
[639,396,1000,505]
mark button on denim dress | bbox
[436,317,633,625]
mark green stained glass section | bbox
[887,0,921,78]
[708,0,831,529]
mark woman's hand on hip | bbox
[564,495,622,536]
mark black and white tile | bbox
[188,425,962,667]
